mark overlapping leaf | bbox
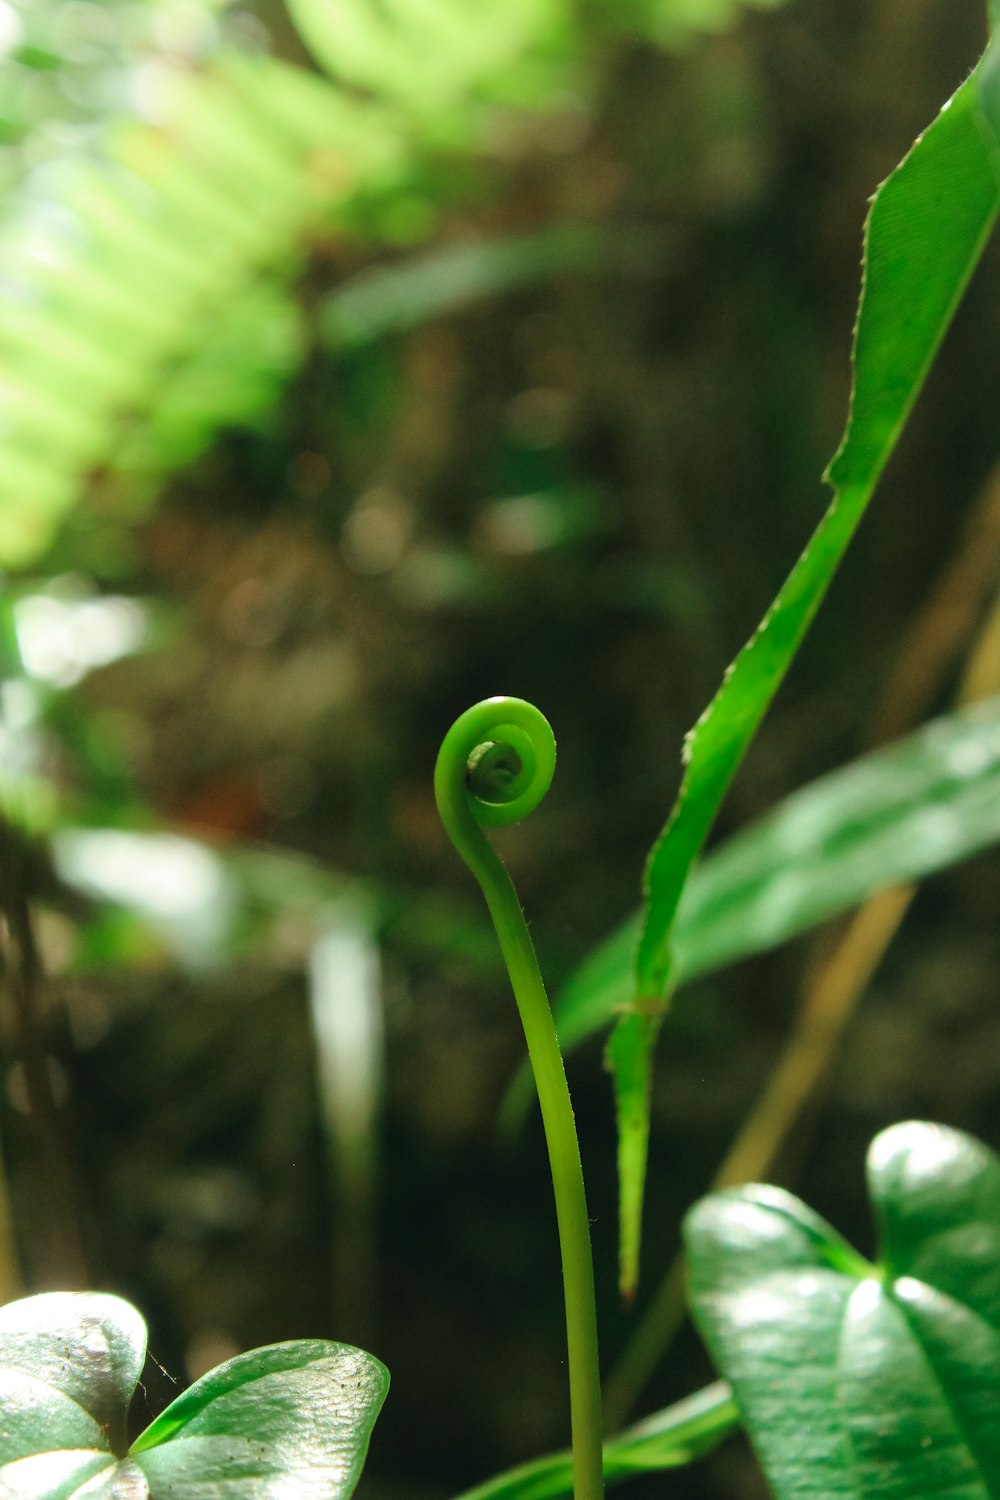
[0,1291,388,1500]
[607,30,1000,1299]
[451,1380,738,1500]
[0,0,805,572]
[547,692,1000,1056]
[685,1121,1000,1498]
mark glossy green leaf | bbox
[131,1340,388,1499]
[543,692,1000,1060]
[608,37,1000,1297]
[685,1120,1000,1499]
[0,1291,145,1468]
[0,1292,389,1500]
[452,1380,738,1500]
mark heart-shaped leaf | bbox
[0,1292,389,1500]
[0,1291,146,1477]
[685,1121,1000,1499]
[130,1339,389,1499]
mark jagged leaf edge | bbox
[607,42,1000,1299]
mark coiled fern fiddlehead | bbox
[435,698,604,1500]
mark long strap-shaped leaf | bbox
[539,691,1000,1060]
[609,31,1000,1299]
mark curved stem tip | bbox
[435,698,604,1500]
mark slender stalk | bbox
[451,1380,738,1500]
[435,699,604,1500]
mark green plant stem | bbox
[451,1381,738,1500]
[435,700,604,1500]
[481,862,604,1500]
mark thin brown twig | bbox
[0,1137,22,1301]
[0,820,89,1290]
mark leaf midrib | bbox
[835,1279,1000,1500]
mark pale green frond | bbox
[0,54,403,568]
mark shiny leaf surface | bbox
[685,1121,1000,1499]
[0,1292,145,1468]
[0,1294,388,1500]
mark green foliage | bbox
[322,225,660,348]
[0,1290,388,1500]
[0,0,214,197]
[5,2,1000,1500]
[454,1382,739,1500]
[544,692,1000,1060]
[607,27,1000,1300]
[611,0,790,48]
[286,0,571,117]
[286,0,792,119]
[0,53,401,565]
[435,699,603,1500]
[685,1122,1000,1500]
[0,0,800,573]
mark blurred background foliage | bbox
[0,1,999,1497]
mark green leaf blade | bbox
[827,83,1000,500]
[0,1448,117,1500]
[686,1122,1000,1500]
[449,1381,739,1500]
[131,1340,389,1500]
[512,695,1000,1134]
[851,1280,1000,1495]
[0,1293,147,1463]
[605,1015,658,1300]
[609,44,1000,1295]
[0,1296,387,1500]
[673,703,1000,979]
[868,1122,1000,1330]
[0,1373,103,1467]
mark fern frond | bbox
[285,0,571,114]
[0,54,403,567]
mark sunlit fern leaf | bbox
[116,280,304,476]
[0,54,403,568]
[0,0,804,570]
[285,0,572,116]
